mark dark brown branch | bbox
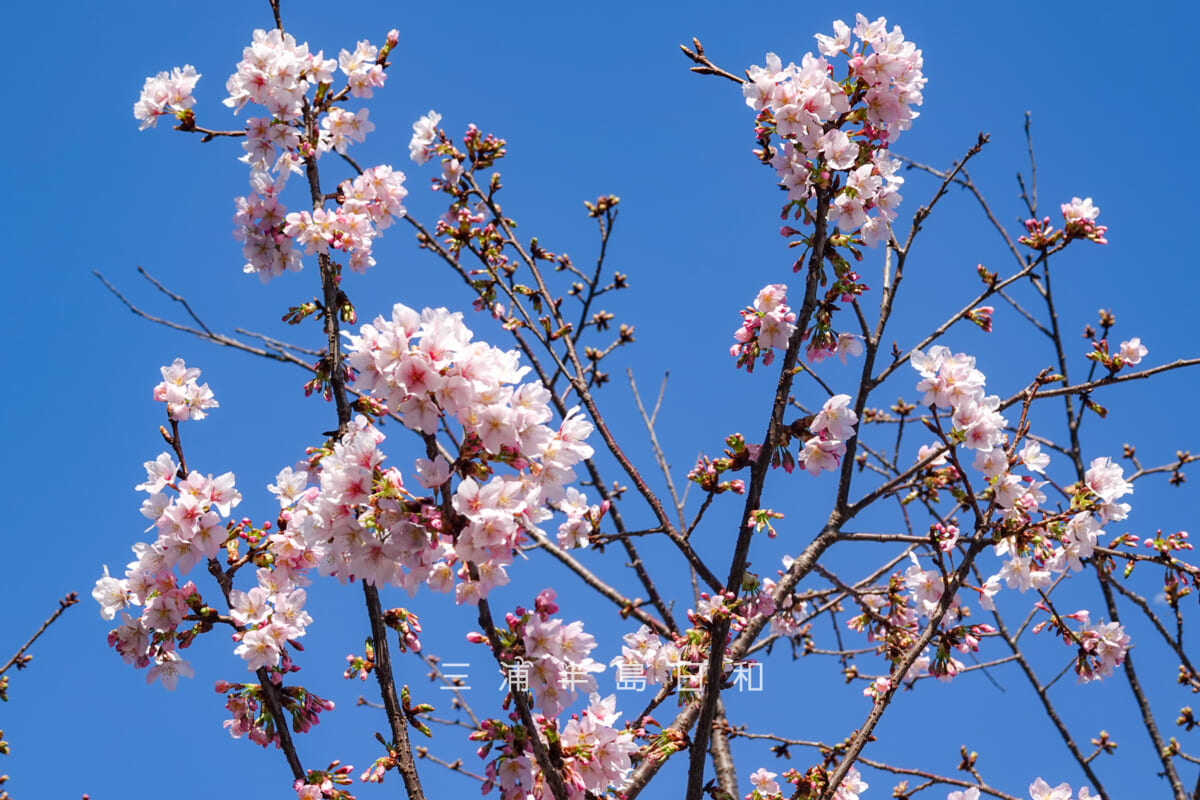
[413,747,486,782]
[1008,358,1200,405]
[679,38,748,85]
[465,174,723,592]
[819,538,989,799]
[94,270,302,366]
[732,732,1022,800]
[363,583,428,799]
[525,529,671,637]
[687,186,834,800]
[987,585,1109,797]
[475,595,569,800]
[1097,573,1186,799]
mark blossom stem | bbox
[363,582,428,799]
[687,186,832,800]
[475,594,570,800]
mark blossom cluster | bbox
[98,302,606,703]
[911,346,1007,459]
[1019,196,1108,249]
[509,590,606,717]
[153,357,218,422]
[808,331,864,365]
[230,154,406,279]
[798,393,860,476]
[731,283,865,393]
[991,456,1131,595]
[409,110,442,164]
[894,347,1131,681]
[223,28,385,121]
[849,557,995,688]
[231,169,304,279]
[606,594,773,703]
[135,28,408,282]
[1086,336,1147,374]
[97,363,337,752]
[608,624,682,688]
[762,556,812,637]
[942,782,1094,800]
[1060,197,1108,244]
[472,592,637,799]
[133,65,201,130]
[873,455,1133,686]
[294,763,354,800]
[731,284,796,371]
[1026,779,1094,800]
[229,568,314,671]
[95,365,245,686]
[745,13,924,247]
[263,303,606,604]
[219,680,334,748]
[222,29,406,281]
[1038,608,1132,683]
[745,765,868,800]
[476,691,637,800]
[281,164,409,273]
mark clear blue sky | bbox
[4,1,1199,798]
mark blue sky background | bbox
[4,1,1199,798]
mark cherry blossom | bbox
[134,65,201,129]
[747,767,781,798]
[1118,337,1148,365]
[834,766,869,800]
[338,37,389,97]
[791,394,860,476]
[146,651,195,690]
[610,624,681,687]
[1019,441,1051,473]
[946,788,979,800]
[153,358,219,421]
[106,11,1165,799]
[222,29,335,120]
[1059,196,1108,244]
[409,110,442,164]
[732,284,797,371]
[1029,778,1073,800]
[810,394,858,441]
[746,15,921,248]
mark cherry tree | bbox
[72,3,1200,800]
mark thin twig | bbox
[0,593,79,676]
[629,369,686,528]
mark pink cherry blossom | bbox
[834,766,869,800]
[1084,457,1132,504]
[154,358,219,421]
[234,627,282,671]
[133,65,201,129]
[1118,337,1147,365]
[1059,197,1108,244]
[1019,441,1051,473]
[750,767,781,796]
[799,435,845,475]
[410,110,442,163]
[1029,778,1073,800]
[810,394,859,441]
[146,652,194,690]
